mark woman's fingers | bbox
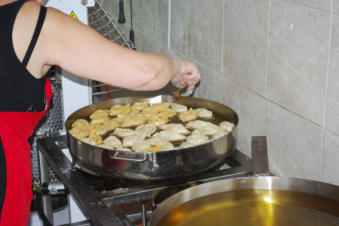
[171,61,200,90]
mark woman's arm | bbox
[39,6,197,91]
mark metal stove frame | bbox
[37,135,253,226]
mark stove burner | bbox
[37,135,252,226]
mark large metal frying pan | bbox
[150,176,339,226]
[150,137,339,225]
[65,95,238,180]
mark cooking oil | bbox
[156,189,339,226]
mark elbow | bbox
[130,66,167,91]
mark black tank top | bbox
[0,0,47,112]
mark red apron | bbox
[0,79,52,226]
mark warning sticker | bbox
[70,11,78,20]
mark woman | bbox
[0,0,200,225]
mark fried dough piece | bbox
[170,103,188,113]
[131,102,149,111]
[212,129,228,140]
[69,126,90,139]
[141,103,174,118]
[104,135,122,148]
[90,109,110,120]
[103,118,121,131]
[195,108,213,119]
[113,128,137,138]
[164,108,177,117]
[149,137,174,151]
[89,124,107,136]
[140,105,163,117]
[123,135,144,147]
[135,124,157,138]
[90,116,110,125]
[72,119,89,128]
[121,114,147,127]
[153,130,186,142]
[219,121,235,132]
[80,137,97,146]
[149,102,171,112]
[191,129,204,135]
[110,104,131,116]
[178,108,198,122]
[159,123,190,135]
[132,140,152,152]
[186,133,209,145]
[186,120,223,136]
[148,114,170,127]
[140,107,154,119]
[88,131,103,145]
[115,114,128,123]
[178,141,194,149]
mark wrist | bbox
[166,49,182,76]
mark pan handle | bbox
[251,136,270,176]
[109,151,147,162]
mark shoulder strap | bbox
[22,6,47,67]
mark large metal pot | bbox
[65,95,238,180]
[150,176,339,226]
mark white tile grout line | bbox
[196,57,325,131]
[168,0,171,49]
[188,0,338,141]
[285,1,332,15]
[265,0,272,137]
[321,0,333,179]
[221,0,225,75]
[185,0,188,56]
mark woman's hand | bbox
[171,60,201,95]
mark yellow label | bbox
[70,11,78,20]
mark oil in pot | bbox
[156,189,339,226]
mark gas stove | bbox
[37,135,252,226]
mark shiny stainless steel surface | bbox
[37,135,252,226]
[65,95,238,180]
[150,176,339,226]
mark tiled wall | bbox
[102,0,168,53]
[105,0,339,185]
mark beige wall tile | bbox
[323,131,339,186]
[130,0,157,35]
[326,16,339,135]
[186,0,223,73]
[194,64,223,101]
[154,0,169,53]
[110,0,168,52]
[171,0,187,55]
[268,0,330,125]
[267,102,323,180]
[325,98,339,136]
[134,30,164,53]
[195,66,266,157]
[281,0,331,12]
[334,0,339,16]
[220,80,267,157]
[223,0,269,96]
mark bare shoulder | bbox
[20,0,41,16]
[12,1,41,62]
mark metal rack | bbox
[88,0,134,102]
[37,135,252,226]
